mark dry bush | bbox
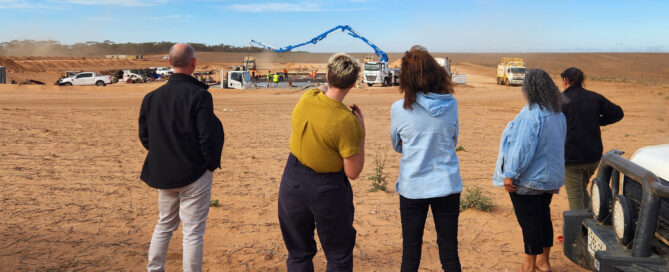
[368,149,389,192]
[460,187,494,212]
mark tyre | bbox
[95,81,106,86]
[383,78,390,87]
[367,83,373,87]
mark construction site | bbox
[1,9,669,269]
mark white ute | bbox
[58,72,112,86]
[155,67,173,77]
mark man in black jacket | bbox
[139,43,224,272]
[561,67,623,210]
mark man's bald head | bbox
[168,43,196,68]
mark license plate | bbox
[587,227,606,257]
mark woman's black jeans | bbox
[509,192,554,255]
[278,153,356,272]
[399,193,461,272]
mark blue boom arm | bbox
[250,25,388,63]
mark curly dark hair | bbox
[522,69,563,112]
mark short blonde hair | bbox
[327,53,360,89]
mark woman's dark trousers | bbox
[278,154,356,272]
[509,192,554,255]
[400,193,461,272]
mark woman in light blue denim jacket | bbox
[493,69,566,272]
[390,46,462,272]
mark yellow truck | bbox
[497,57,526,86]
[243,56,256,70]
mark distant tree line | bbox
[0,40,267,57]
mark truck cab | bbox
[223,70,252,89]
[497,57,526,86]
[563,145,669,271]
[505,67,525,85]
[363,62,398,87]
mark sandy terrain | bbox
[6,52,669,85]
[1,57,668,271]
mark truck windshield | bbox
[364,63,381,71]
[510,68,526,74]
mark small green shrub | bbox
[460,187,494,212]
[368,150,389,192]
[210,199,220,207]
[455,145,465,152]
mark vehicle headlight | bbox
[613,195,637,246]
[591,178,612,223]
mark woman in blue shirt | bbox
[390,46,462,272]
[493,69,566,272]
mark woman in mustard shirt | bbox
[278,53,365,272]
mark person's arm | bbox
[138,95,150,150]
[453,103,459,146]
[194,91,225,171]
[344,152,364,180]
[389,105,402,153]
[502,116,540,181]
[599,95,624,126]
[343,104,365,180]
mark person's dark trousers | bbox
[278,153,356,272]
[400,194,461,272]
[509,192,554,255]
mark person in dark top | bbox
[139,43,224,272]
[561,67,623,210]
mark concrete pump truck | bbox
[250,25,399,87]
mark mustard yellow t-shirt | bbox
[289,89,363,173]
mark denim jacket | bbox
[390,92,462,199]
[493,104,566,190]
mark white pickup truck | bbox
[155,67,173,77]
[58,72,112,86]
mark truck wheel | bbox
[367,83,373,87]
[383,78,391,87]
[96,81,106,86]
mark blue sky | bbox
[0,0,668,52]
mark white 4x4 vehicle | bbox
[58,72,112,86]
[156,67,173,77]
[563,144,669,271]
